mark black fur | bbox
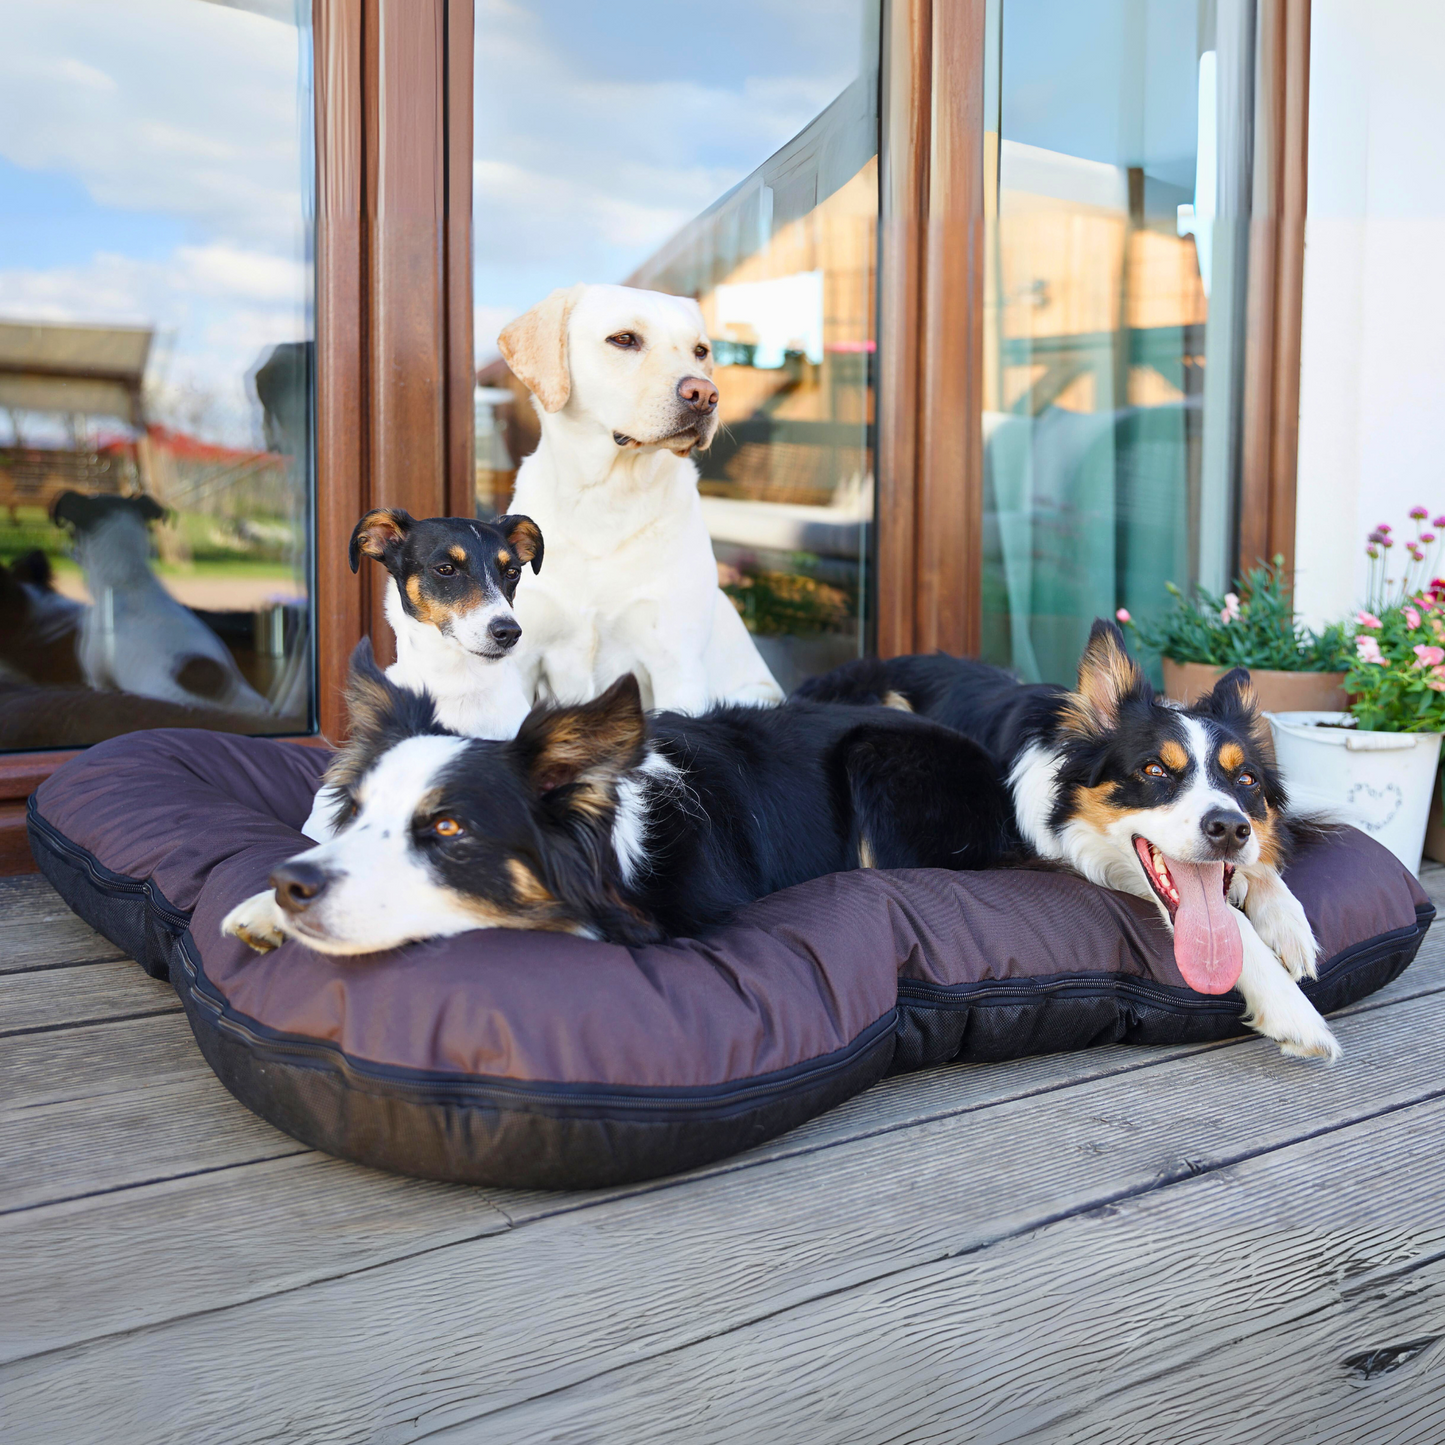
[327,649,1019,944]
[799,620,1303,864]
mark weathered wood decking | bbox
[4,869,1445,1444]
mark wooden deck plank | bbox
[457,1096,1445,1445]
[0,875,126,974]
[5,985,1443,1445]
[0,959,179,1039]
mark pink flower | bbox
[1357,635,1386,665]
[1380,523,1394,534]
[1406,606,1422,629]
[1411,506,1430,520]
[1115,608,1131,623]
[1414,644,1445,667]
[1219,592,1241,623]
[1357,611,1383,629]
[1430,665,1445,693]
[1434,517,1445,529]
[1424,534,1437,544]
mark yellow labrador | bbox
[498,283,783,713]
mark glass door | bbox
[473,0,880,692]
[0,0,314,750]
[981,0,1254,684]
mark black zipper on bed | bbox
[173,934,896,1115]
[27,801,193,930]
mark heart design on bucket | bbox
[1347,780,1403,833]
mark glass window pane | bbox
[474,0,879,694]
[0,0,314,750]
[982,0,1252,683]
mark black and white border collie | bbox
[226,640,1016,954]
[348,507,544,738]
[798,620,1338,1061]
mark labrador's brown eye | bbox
[1238,771,1257,788]
[607,332,639,349]
[694,343,709,360]
[1143,762,1168,779]
[432,817,464,838]
[433,562,455,577]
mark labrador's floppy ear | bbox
[514,674,647,804]
[495,514,543,573]
[348,508,414,573]
[497,285,582,414]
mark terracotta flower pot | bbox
[1161,659,1348,713]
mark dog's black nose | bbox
[1201,808,1252,851]
[270,861,329,914]
[677,375,718,415]
[488,616,521,650]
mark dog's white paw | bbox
[1244,873,1320,981]
[1246,992,1341,1062]
[222,889,287,953]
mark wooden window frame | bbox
[874,0,1313,657]
[0,0,476,872]
[0,0,1308,872]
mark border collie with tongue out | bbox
[797,620,1339,1060]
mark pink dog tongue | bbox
[1167,858,1243,994]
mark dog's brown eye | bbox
[694,344,708,360]
[504,566,520,580]
[607,332,639,349]
[1238,771,1257,788]
[433,563,455,577]
[432,817,464,838]
[1143,762,1168,779]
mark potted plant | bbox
[1119,558,1351,713]
[1268,509,1445,872]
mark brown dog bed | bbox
[28,727,1433,1188]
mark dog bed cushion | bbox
[29,728,1434,1189]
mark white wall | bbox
[1294,0,1445,628]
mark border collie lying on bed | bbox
[225,640,1016,953]
[797,620,1339,1061]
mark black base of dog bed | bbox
[28,729,1434,1189]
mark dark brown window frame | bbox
[0,0,1309,872]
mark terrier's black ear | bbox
[1064,617,1151,735]
[514,674,647,801]
[132,494,167,524]
[50,491,90,530]
[495,514,544,573]
[349,509,414,574]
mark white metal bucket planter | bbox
[1267,711,1444,873]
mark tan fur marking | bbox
[881,691,913,713]
[1254,810,1282,869]
[1218,741,1245,773]
[858,836,876,868]
[448,545,467,563]
[1073,783,1138,834]
[498,551,512,568]
[507,858,555,905]
[404,571,483,628]
[1160,740,1189,772]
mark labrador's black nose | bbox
[270,861,329,914]
[1201,807,1252,851]
[677,375,719,414]
[488,616,521,650]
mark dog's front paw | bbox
[221,890,287,953]
[1245,877,1321,981]
[1245,992,1341,1062]
[1275,1019,1342,1062]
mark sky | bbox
[0,0,309,447]
[471,0,869,360]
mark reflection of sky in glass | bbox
[473,0,866,359]
[0,0,309,447]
